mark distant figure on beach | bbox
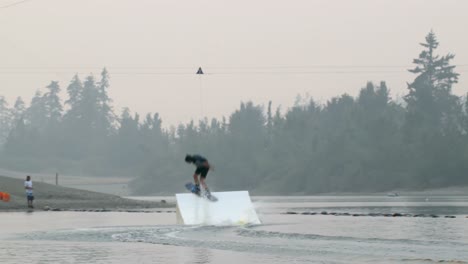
[185,154,212,195]
[24,175,34,208]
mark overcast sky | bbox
[1,0,467,127]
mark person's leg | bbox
[200,177,208,190]
[200,167,210,193]
[193,173,199,185]
[192,173,201,194]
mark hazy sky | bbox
[1,0,467,127]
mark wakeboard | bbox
[184,182,218,202]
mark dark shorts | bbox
[195,166,209,178]
[27,194,34,201]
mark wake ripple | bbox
[19,225,468,263]
[20,225,332,257]
[236,228,468,248]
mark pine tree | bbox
[25,90,48,131]
[408,31,459,90]
[0,96,12,146]
[12,97,26,122]
[44,81,63,125]
[405,31,460,134]
[266,101,273,141]
[404,31,462,187]
[4,117,28,155]
[65,75,83,112]
[96,68,115,134]
[81,75,99,131]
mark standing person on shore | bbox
[24,175,34,208]
[185,154,212,195]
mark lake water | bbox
[1,196,468,263]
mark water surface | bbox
[1,196,467,263]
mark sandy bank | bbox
[0,175,174,211]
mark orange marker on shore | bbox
[0,192,10,202]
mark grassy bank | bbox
[0,175,173,211]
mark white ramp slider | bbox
[175,191,261,225]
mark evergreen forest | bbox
[0,32,467,195]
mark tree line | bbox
[0,31,467,195]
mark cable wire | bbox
[0,0,32,9]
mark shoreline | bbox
[0,175,174,211]
[2,173,467,212]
